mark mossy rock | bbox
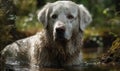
[100,38,120,64]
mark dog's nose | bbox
[56,26,65,33]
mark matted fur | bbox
[2,1,92,67]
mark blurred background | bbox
[0,0,120,70]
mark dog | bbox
[1,1,92,67]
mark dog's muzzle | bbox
[55,26,66,41]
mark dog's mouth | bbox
[55,32,66,41]
[56,35,66,41]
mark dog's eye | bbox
[51,14,58,19]
[67,14,74,19]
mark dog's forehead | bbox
[51,1,78,15]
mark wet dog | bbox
[2,1,92,67]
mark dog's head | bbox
[38,1,92,41]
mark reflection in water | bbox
[3,47,120,71]
[5,63,120,71]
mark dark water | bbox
[3,47,120,71]
[5,64,120,71]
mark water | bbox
[3,47,120,71]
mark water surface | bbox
[4,47,120,71]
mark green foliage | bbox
[13,0,37,15]
[15,13,43,34]
[12,0,43,35]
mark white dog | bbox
[2,1,92,67]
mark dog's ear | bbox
[37,3,52,28]
[78,4,92,31]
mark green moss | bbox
[109,38,120,56]
[100,38,120,64]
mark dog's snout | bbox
[56,22,65,32]
[55,26,65,40]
